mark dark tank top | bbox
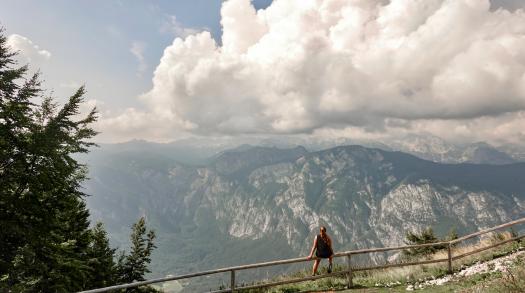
[316,234,333,258]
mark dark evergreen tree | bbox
[0,26,158,292]
[0,27,97,292]
[86,222,118,290]
[116,217,157,292]
[403,227,447,257]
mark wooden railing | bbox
[79,217,525,293]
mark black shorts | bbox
[316,251,333,259]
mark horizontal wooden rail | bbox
[352,258,449,272]
[452,234,525,261]
[78,256,316,293]
[79,216,525,293]
[450,217,525,245]
[341,241,451,255]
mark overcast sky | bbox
[2,0,525,145]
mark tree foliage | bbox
[116,217,157,292]
[86,222,118,289]
[403,227,458,258]
[0,27,157,292]
[0,26,97,292]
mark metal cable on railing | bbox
[78,216,525,293]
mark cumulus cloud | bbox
[105,0,525,145]
[160,15,204,38]
[7,34,51,64]
[95,106,195,142]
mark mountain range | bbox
[81,140,525,290]
[93,134,523,166]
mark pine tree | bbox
[403,227,447,257]
[0,26,159,292]
[86,222,118,290]
[0,27,98,292]
[116,217,157,292]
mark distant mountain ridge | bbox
[210,145,307,176]
[83,143,525,288]
[386,136,516,165]
[91,134,523,166]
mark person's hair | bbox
[319,226,330,245]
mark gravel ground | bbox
[405,249,525,291]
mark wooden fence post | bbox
[447,243,452,273]
[231,269,235,293]
[347,254,353,288]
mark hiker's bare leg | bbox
[312,259,320,275]
[329,256,333,265]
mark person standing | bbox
[307,226,334,275]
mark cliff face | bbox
[84,145,525,277]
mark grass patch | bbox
[222,235,524,293]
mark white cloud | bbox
[160,15,204,38]
[76,98,103,119]
[95,107,195,142]
[130,41,147,75]
[7,34,51,64]
[103,0,525,145]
